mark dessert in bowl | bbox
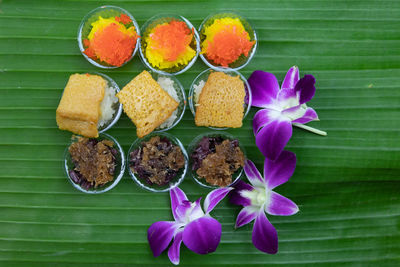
[139,14,200,75]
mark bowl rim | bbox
[148,71,187,132]
[77,5,141,69]
[198,11,258,71]
[138,14,200,75]
[127,132,188,193]
[64,132,126,194]
[188,68,253,130]
[187,131,246,189]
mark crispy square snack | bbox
[116,70,179,138]
[195,72,245,128]
[56,74,106,137]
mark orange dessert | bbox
[143,19,196,70]
[83,14,139,67]
[201,17,255,67]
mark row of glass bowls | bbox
[65,131,245,194]
[78,6,258,73]
[93,68,252,136]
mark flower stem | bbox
[293,123,327,136]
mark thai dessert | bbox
[191,136,245,187]
[129,136,185,186]
[82,13,139,67]
[141,17,197,72]
[68,136,118,190]
[200,15,255,67]
[56,73,118,138]
[194,71,245,128]
[117,71,179,138]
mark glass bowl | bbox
[127,132,188,192]
[146,71,186,132]
[198,11,257,71]
[78,5,140,69]
[187,131,246,189]
[139,14,200,75]
[188,68,252,130]
[64,133,125,194]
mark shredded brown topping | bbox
[68,137,116,188]
[195,139,245,187]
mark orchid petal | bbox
[264,150,296,190]
[244,160,265,188]
[170,187,188,222]
[147,221,178,257]
[266,191,299,216]
[295,74,316,104]
[282,105,307,121]
[230,180,254,207]
[204,187,233,214]
[168,231,183,265]
[183,216,221,254]
[253,108,281,135]
[292,107,319,124]
[252,212,278,254]
[248,70,280,108]
[235,206,259,228]
[188,198,205,222]
[281,66,299,90]
[255,117,292,160]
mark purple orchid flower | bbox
[147,186,232,265]
[248,66,326,160]
[230,151,298,254]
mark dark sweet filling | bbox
[68,137,117,189]
[191,137,245,187]
[129,136,185,186]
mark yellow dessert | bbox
[56,74,106,137]
[195,72,245,128]
[117,71,179,137]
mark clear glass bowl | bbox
[188,68,252,130]
[139,14,200,75]
[146,71,186,132]
[96,72,123,133]
[64,133,125,194]
[187,131,246,189]
[127,132,188,192]
[78,5,140,69]
[198,11,257,71]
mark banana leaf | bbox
[0,0,399,266]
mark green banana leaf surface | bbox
[1,0,399,266]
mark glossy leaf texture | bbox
[0,0,399,266]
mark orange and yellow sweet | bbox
[201,17,255,67]
[144,20,196,70]
[83,14,139,67]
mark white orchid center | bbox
[279,96,299,111]
[185,201,205,223]
[284,104,308,121]
[241,187,272,208]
